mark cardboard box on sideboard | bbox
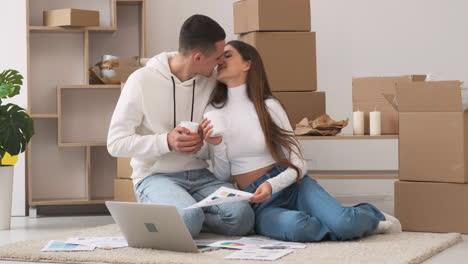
[239,32,317,92]
[352,75,426,134]
[272,91,325,127]
[387,81,468,183]
[117,157,132,179]
[233,0,311,34]
[43,9,99,27]
[114,179,137,202]
[395,180,468,234]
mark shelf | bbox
[309,170,398,180]
[58,86,121,144]
[29,119,87,203]
[29,199,112,206]
[30,114,58,118]
[29,32,86,115]
[60,84,121,89]
[29,26,85,33]
[28,0,114,28]
[297,134,399,140]
[29,26,118,33]
[59,142,107,147]
[90,146,116,200]
[27,0,146,212]
[89,2,145,68]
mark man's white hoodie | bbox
[107,52,215,185]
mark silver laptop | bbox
[105,201,215,253]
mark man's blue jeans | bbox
[245,165,385,242]
[134,168,255,237]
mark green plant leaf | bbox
[0,69,23,98]
[0,103,35,156]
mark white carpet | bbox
[0,224,462,264]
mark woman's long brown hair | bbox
[209,40,304,182]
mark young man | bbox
[107,15,254,237]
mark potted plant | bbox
[0,69,34,230]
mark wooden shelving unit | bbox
[26,0,146,209]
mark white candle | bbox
[370,109,381,136]
[353,110,364,135]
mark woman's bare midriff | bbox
[233,163,277,190]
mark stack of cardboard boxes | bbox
[234,0,325,127]
[114,158,137,202]
[391,80,468,233]
[354,77,468,233]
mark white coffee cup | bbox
[178,121,199,133]
[203,110,225,137]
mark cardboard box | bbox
[233,0,311,34]
[387,81,468,183]
[114,179,137,202]
[395,180,468,233]
[272,91,325,127]
[43,9,99,27]
[117,158,133,179]
[239,32,317,92]
[352,75,426,134]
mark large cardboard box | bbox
[352,75,426,134]
[272,91,325,127]
[239,32,317,92]
[388,81,468,183]
[43,9,99,27]
[395,180,468,233]
[114,179,137,202]
[233,0,311,34]
[117,158,132,179]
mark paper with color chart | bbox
[65,237,128,249]
[41,240,95,252]
[208,237,306,250]
[184,187,253,209]
[224,248,294,261]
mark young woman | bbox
[200,40,401,242]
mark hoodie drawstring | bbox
[171,76,196,128]
[191,80,195,122]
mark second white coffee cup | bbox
[203,110,225,137]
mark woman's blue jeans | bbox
[244,165,385,242]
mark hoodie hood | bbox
[145,51,198,86]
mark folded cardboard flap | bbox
[383,81,463,112]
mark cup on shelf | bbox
[100,55,119,78]
[101,55,119,62]
[203,110,225,137]
[100,69,117,78]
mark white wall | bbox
[0,0,28,216]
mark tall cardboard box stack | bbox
[390,81,468,233]
[234,0,325,127]
[114,158,137,202]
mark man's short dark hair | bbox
[179,14,226,56]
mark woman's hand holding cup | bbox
[200,118,223,145]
